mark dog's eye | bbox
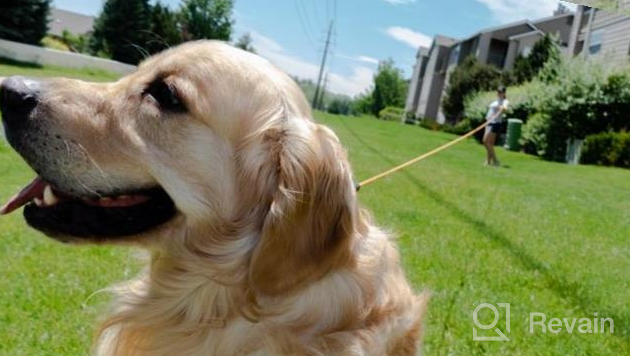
[144,80,186,113]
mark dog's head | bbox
[0,41,358,294]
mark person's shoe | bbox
[492,160,501,167]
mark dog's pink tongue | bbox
[0,177,47,215]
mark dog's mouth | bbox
[0,177,176,240]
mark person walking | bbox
[483,86,508,167]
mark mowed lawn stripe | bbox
[317,113,630,355]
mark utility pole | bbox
[312,20,334,109]
[317,72,329,110]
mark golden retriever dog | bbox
[0,41,427,356]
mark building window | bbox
[448,44,460,66]
[589,29,604,55]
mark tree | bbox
[180,0,234,41]
[90,0,151,64]
[327,98,351,115]
[371,59,407,116]
[513,34,560,84]
[0,0,50,45]
[441,56,502,121]
[351,91,374,115]
[235,33,256,53]
[146,2,182,54]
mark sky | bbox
[53,0,579,96]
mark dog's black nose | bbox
[0,76,40,122]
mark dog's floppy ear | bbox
[249,122,356,296]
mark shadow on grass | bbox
[0,57,43,69]
[340,117,630,345]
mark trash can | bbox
[504,118,523,151]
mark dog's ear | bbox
[249,122,356,296]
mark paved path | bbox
[0,77,4,141]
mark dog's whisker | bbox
[75,142,120,193]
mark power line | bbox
[308,0,324,32]
[292,0,316,47]
[298,0,323,39]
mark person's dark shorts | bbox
[488,122,501,133]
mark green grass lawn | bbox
[0,64,629,355]
[0,58,120,82]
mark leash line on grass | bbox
[358,121,489,189]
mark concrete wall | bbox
[416,45,450,122]
[0,38,135,75]
[405,52,426,114]
[476,33,492,64]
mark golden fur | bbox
[25,41,427,356]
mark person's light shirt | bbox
[486,98,509,124]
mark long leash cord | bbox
[356,121,489,190]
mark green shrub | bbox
[464,80,548,125]
[581,132,630,167]
[378,106,404,121]
[465,56,630,161]
[41,36,70,51]
[61,30,90,53]
[418,119,443,131]
[520,113,550,156]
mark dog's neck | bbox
[96,224,257,356]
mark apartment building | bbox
[405,11,574,123]
[568,2,630,62]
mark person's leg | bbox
[483,127,492,164]
[487,132,498,165]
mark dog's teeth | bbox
[34,198,44,207]
[43,185,59,206]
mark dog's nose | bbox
[0,76,40,121]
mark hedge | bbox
[581,132,630,168]
[464,56,630,162]
[378,106,404,121]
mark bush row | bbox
[379,106,405,121]
[463,57,630,162]
[581,132,630,168]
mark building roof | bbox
[49,8,95,37]
[433,34,457,47]
[460,12,573,43]
[509,30,545,41]
[417,46,430,58]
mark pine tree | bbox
[180,0,234,41]
[513,34,560,84]
[147,2,182,55]
[0,0,51,45]
[90,0,151,64]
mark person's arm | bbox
[488,106,505,122]
[490,102,508,122]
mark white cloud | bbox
[336,53,380,65]
[385,26,432,49]
[380,0,416,4]
[473,0,578,23]
[249,31,374,96]
[357,55,380,64]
